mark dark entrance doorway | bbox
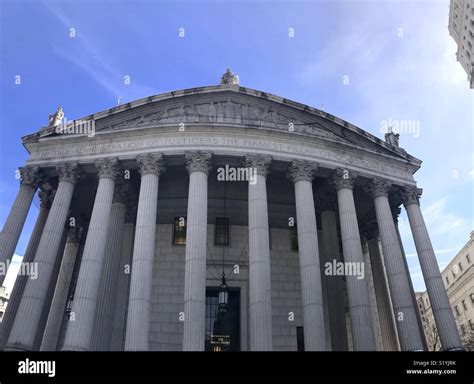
[205,287,240,351]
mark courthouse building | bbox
[0,70,463,351]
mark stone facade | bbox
[0,75,463,351]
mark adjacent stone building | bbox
[418,231,474,350]
[0,71,464,351]
[449,0,474,88]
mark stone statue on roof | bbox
[220,68,239,85]
[48,106,64,127]
[384,126,400,148]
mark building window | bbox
[467,254,471,263]
[296,327,305,352]
[215,218,230,246]
[460,324,465,335]
[452,270,456,279]
[459,262,463,272]
[469,320,474,330]
[455,305,460,316]
[173,216,187,245]
[426,298,429,307]
[471,293,474,303]
[290,225,298,251]
[462,300,467,311]
[446,276,450,285]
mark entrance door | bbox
[205,287,240,351]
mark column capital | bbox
[66,226,83,244]
[402,185,423,206]
[329,168,358,191]
[38,189,55,209]
[56,163,83,185]
[185,151,213,175]
[360,220,379,241]
[137,153,166,176]
[365,177,392,198]
[286,160,317,183]
[243,154,272,177]
[95,158,121,180]
[19,166,42,188]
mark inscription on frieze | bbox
[33,135,412,181]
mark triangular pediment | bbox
[23,85,420,165]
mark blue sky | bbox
[0,0,472,292]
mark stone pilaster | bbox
[287,161,325,350]
[5,163,82,351]
[403,185,463,350]
[125,154,166,351]
[92,181,128,351]
[329,168,376,351]
[182,151,213,351]
[40,226,83,351]
[244,154,273,351]
[366,178,423,350]
[62,158,120,351]
[0,166,42,286]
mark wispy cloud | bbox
[42,1,157,103]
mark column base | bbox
[3,343,33,352]
[444,346,466,352]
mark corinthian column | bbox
[62,158,120,351]
[330,168,375,351]
[287,161,325,350]
[93,181,128,351]
[361,221,399,351]
[40,225,83,351]
[125,154,166,351]
[402,186,463,351]
[317,192,348,351]
[366,178,423,350]
[182,151,213,351]
[6,163,82,351]
[244,154,273,351]
[0,166,41,287]
[0,188,53,348]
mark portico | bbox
[0,75,463,351]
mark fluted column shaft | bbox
[40,226,82,351]
[403,186,463,350]
[368,179,423,350]
[182,152,212,351]
[331,169,376,351]
[93,187,127,351]
[367,237,399,351]
[321,209,349,351]
[62,159,120,351]
[6,164,80,351]
[0,167,41,287]
[125,154,166,351]
[287,161,325,350]
[245,154,273,351]
[0,190,53,348]
[111,221,135,351]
